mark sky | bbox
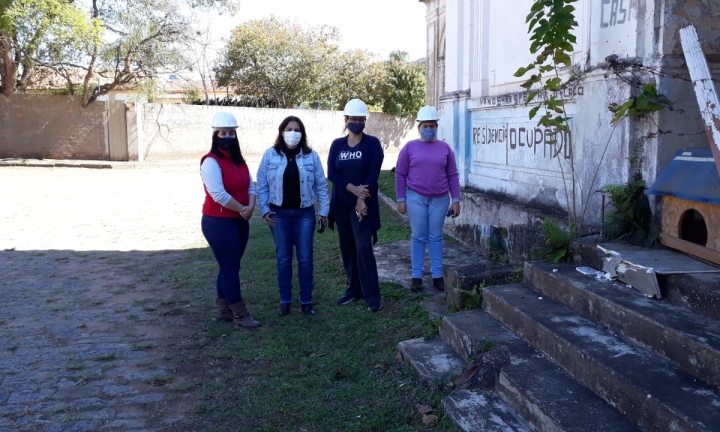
[213,0,428,62]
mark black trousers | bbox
[334,204,381,307]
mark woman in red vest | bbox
[200,111,261,328]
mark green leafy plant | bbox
[487,238,508,263]
[182,86,202,104]
[514,0,580,229]
[514,0,578,131]
[608,83,672,124]
[541,220,574,263]
[452,282,484,312]
[600,172,659,247]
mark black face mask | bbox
[213,135,239,152]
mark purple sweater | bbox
[395,139,461,202]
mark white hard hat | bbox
[211,111,239,129]
[343,99,369,117]
[416,105,440,122]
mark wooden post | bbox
[679,24,720,175]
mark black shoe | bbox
[301,304,316,316]
[367,303,383,312]
[410,278,423,292]
[278,303,291,316]
[433,277,446,291]
[337,294,359,305]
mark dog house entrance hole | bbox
[680,209,708,246]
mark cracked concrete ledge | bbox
[377,190,408,223]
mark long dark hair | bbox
[273,116,311,155]
[210,130,245,165]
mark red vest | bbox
[201,151,250,218]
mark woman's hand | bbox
[355,199,368,221]
[449,202,461,218]
[397,202,406,215]
[347,184,370,199]
[263,211,276,227]
[240,205,254,221]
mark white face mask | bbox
[283,131,302,147]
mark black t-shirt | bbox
[281,146,302,208]
[333,140,367,205]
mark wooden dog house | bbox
[648,149,720,266]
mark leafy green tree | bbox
[215,17,340,108]
[1,0,238,105]
[309,49,386,110]
[379,51,426,116]
[0,0,99,96]
[182,85,202,104]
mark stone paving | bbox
[0,163,206,432]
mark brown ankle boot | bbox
[228,301,261,328]
[432,277,445,291]
[410,278,423,292]
[215,298,234,322]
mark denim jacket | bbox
[256,147,330,217]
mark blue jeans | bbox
[406,189,450,279]
[270,206,316,304]
[201,215,250,304]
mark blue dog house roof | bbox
[647,149,720,205]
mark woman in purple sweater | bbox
[395,105,461,292]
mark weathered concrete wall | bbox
[661,0,720,57]
[429,0,720,260]
[423,0,446,108]
[0,95,106,160]
[139,104,416,161]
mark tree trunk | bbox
[0,34,16,97]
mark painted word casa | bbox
[340,150,363,160]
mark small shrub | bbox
[601,172,659,247]
[452,282,484,312]
[541,220,574,263]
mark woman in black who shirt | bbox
[327,99,384,312]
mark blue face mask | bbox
[347,122,365,135]
[420,127,437,141]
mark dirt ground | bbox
[0,162,210,432]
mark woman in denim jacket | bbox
[256,116,330,316]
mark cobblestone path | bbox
[1,163,207,432]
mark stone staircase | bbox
[398,260,720,431]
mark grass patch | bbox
[164,208,454,431]
[377,201,411,244]
[147,374,172,386]
[131,341,155,351]
[378,170,396,201]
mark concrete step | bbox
[483,283,720,432]
[397,336,531,431]
[441,310,638,432]
[397,337,465,384]
[573,240,720,321]
[524,261,720,389]
[442,389,530,432]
